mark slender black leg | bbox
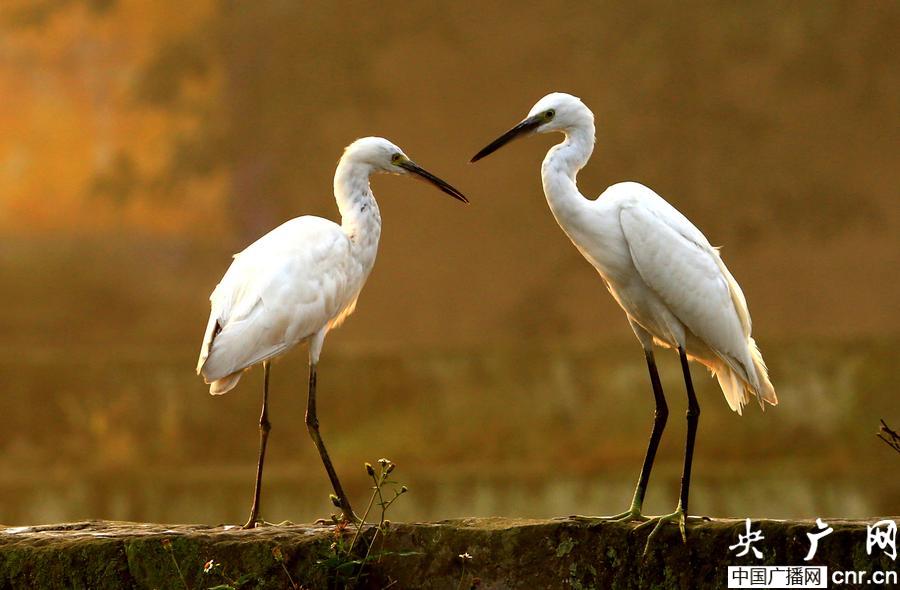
[305,363,356,521]
[243,360,272,529]
[604,349,669,521]
[677,346,700,515]
[638,346,702,551]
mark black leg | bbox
[677,346,700,515]
[633,350,670,508]
[305,363,355,521]
[603,349,668,521]
[638,346,703,551]
[244,360,271,529]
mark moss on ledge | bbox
[1,517,896,589]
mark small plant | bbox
[161,538,189,590]
[272,546,301,589]
[199,549,292,589]
[160,534,295,589]
[456,551,479,590]
[316,458,418,588]
[202,558,259,590]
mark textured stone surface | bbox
[0,517,897,588]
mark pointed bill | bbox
[399,160,469,203]
[470,115,544,163]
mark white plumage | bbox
[197,136,467,526]
[471,91,776,544]
[474,93,776,414]
[197,216,360,394]
[592,182,775,414]
[197,137,466,394]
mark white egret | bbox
[471,93,776,548]
[197,137,467,527]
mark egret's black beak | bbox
[399,160,469,203]
[470,115,543,163]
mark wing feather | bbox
[197,217,356,385]
[619,203,758,389]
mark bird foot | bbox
[241,515,285,529]
[323,509,361,526]
[600,506,650,523]
[636,506,688,555]
[335,502,361,525]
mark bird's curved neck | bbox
[334,159,382,269]
[541,124,595,223]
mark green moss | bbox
[556,536,576,558]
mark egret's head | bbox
[527,93,593,134]
[342,137,468,202]
[343,137,407,173]
[470,92,594,162]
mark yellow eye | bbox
[546,109,556,119]
[391,153,403,164]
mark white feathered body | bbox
[555,181,776,414]
[530,94,777,414]
[196,216,375,394]
[197,140,386,395]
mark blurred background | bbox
[1,1,898,526]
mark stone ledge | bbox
[1,517,897,588]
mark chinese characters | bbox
[730,518,765,559]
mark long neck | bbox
[333,158,382,271]
[540,123,595,226]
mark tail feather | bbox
[712,338,777,414]
[715,364,749,416]
[197,314,221,375]
[197,313,243,395]
[208,371,243,395]
[749,337,777,407]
